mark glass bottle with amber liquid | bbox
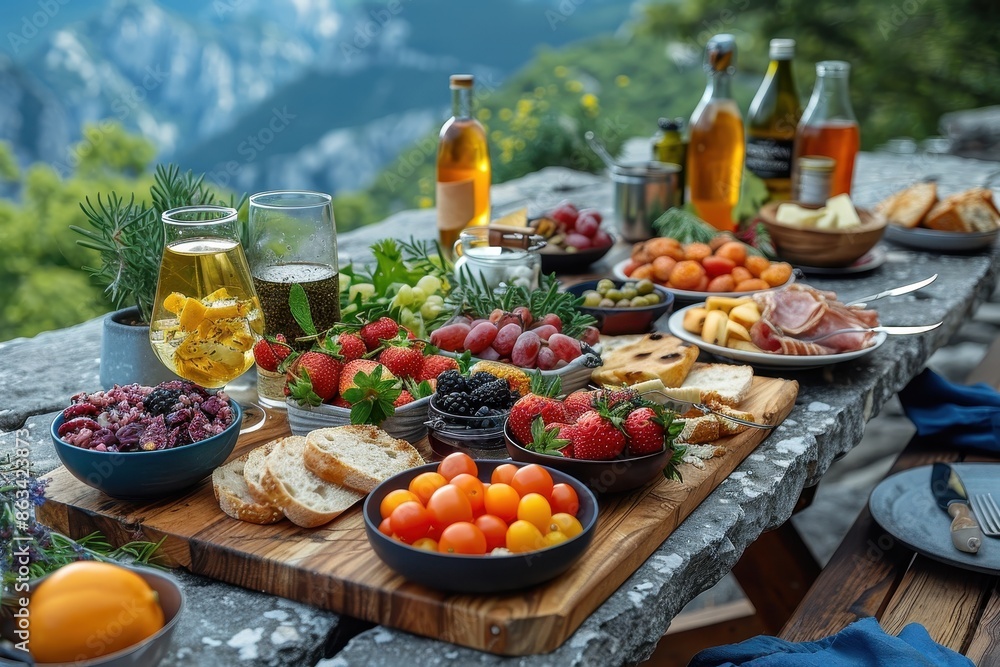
[436,74,491,255]
[746,38,802,201]
[793,61,860,197]
[687,34,744,231]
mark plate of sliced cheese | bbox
[878,183,999,251]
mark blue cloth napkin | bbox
[688,617,973,667]
[898,368,1000,451]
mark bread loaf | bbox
[680,363,754,408]
[876,182,936,228]
[304,425,424,493]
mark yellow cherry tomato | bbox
[549,513,584,539]
[506,519,545,553]
[411,537,438,552]
[543,530,569,548]
[516,493,552,533]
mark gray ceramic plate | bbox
[869,463,1000,575]
[884,224,998,252]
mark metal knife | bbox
[846,274,938,308]
[930,463,983,554]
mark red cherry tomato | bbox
[550,483,580,516]
[389,501,430,544]
[475,514,509,551]
[437,452,478,481]
[437,522,488,555]
[511,464,554,499]
[450,473,485,515]
[426,484,474,530]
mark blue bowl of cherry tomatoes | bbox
[362,454,598,593]
[533,203,616,274]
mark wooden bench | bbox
[778,337,1000,665]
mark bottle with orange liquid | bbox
[687,34,744,232]
[436,74,491,256]
[793,61,860,197]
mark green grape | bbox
[622,287,638,300]
[605,289,623,302]
[417,275,442,295]
[599,298,615,308]
[396,284,414,306]
[425,294,444,306]
[596,279,615,295]
[349,282,376,302]
[410,286,427,303]
[582,290,602,307]
[421,301,444,319]
[635,279,655,295]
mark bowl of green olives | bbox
[565,278,675,335]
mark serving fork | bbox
[970,493,1000,537]
[640,390,775,430]
[797,321,943,344]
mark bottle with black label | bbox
[746,38,801,201]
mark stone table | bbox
[2,152,999,666]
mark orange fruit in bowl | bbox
[28,561,164,663]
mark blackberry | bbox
[504,389,521,409]
[472,405,492,428]
[466,372,497,391]
[436,370,467,396]
[439,391,474,416]
[471,379,511,410]
[144,388,184,417]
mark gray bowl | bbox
[50,401,242,501]
[17,565,184,667]
[286,395,431,443]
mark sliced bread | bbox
[260,436,364,528]
[680,363,754,408]
[304,425,424,493]
[675,415,721,444]
[212,453,284,525]
[878,181,937,228]
[591,333,699,388]
[244,439,282,505]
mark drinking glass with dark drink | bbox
[247,191,340,407]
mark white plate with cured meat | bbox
[612,259,795,303]
[668,307,887,369]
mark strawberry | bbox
[287,351,341,405]
[360,317,401,351]
[331,396,352,408]
[623,407,665,456]
[416,354,459,382]
[340,359,394,395]
[508,394,568,445]
[394,390,414,407]
[334,334,367,362]
[597,387,639,409]
[564,390,597,421]
[378,345,423,379]
[572,410,626,460]
[253,335,292,372]
[527,420,575,458]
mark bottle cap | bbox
[769,38,795,60]
[449,74,474,89]
[705,34,737,73]
[657,117,684,132]
[816,61,850,77]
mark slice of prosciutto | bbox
[750,284,880,355]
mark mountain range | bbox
[0,0,632,194]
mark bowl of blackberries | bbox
[426,370,523,460]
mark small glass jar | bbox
[453,226,543,291]
[795,155,836,205]
[425,396,510,460]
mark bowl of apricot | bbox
[614,236,794,302]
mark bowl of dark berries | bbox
[50,381,242,501]
[426,370,522,460]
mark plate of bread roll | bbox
[877,182,999,251]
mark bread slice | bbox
[213,453,284,525]
[304,425,425,493]
[675,415,721,444]
[244,439,282,505]
[924,188,1000,233]
[679,363,754,408]
[591,333,699,388]
[260,436,364,528]
[712,406,756,436]
[878,182,937,228]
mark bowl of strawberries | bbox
[503,386,684,494]
[285,316,460,443]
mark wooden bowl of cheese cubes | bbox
[758,195,887,268]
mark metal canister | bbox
[652,117,686,204]
[795,155,836,205]
[612,161,682,242]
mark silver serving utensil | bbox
[640,390,775,430]
[798,322,942,343]
[584,131,620,172]
[845,274,937,308]
[970,493,1000,538]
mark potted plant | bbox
[71,165,246,388]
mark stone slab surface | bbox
[3,153,1000,666]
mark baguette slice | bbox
[244,439,282,505]
[675,415,721,444]
[878,182,937,228]
[924,188,1000,233]
[304,425,425,493]
[213,453,284,525]
[712,406,756,436]
[261,436,364,528]
[591,333,699,388]
[679,363,754,408]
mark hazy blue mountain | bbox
[1,0,631,191]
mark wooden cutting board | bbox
[38,376,798,656]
